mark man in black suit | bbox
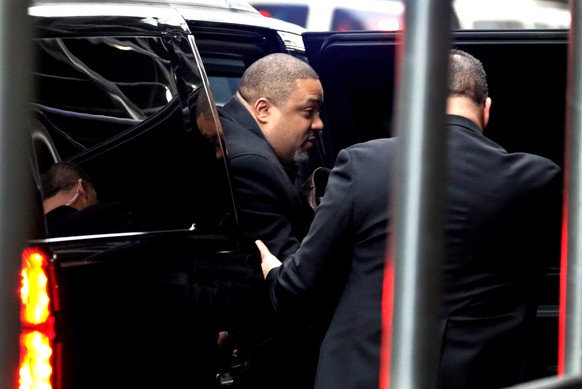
[218,53,325,388]
[218,53,324,259]
[257,49,562,389]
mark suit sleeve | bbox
[526,161,563,275]
[267,148,355,313]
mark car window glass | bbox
[191,27,282,106]
[203,57,246,106]
[32,35,236,235]
[36,37,176,120]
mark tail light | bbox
[19,248,55,389]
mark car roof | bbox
[30,0,305,34]
[29,0,306,55]
[29,1,190,37]
[144,0,307,53]
[31,0,258,13]
[142,0,260,13]
[156,0,306,34]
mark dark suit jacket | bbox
[219,96,319,388]
[219,96,313,259]
[266,115,562,389]
[439,115,562,388]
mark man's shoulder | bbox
[224,129,278,165]
[343,138,397,159]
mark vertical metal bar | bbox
[387,0,452,388]
[0,0,33,386]
[562,0,582,377]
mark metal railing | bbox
[384,0,451,388]
[0,0,34,387]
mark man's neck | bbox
[43,191,77,214]
[446,97,485,132]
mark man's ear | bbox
[254,98,271,124]
[75,178,87,196]
[483,97,492,128]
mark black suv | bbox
[20,1,567,387]
[22,1,307,388]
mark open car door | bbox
[303,29,568,379]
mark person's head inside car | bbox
[195,89,224,160]
[41,161,98,214]
[236,53,324,164]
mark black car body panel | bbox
[30,232,263,388]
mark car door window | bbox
[32,35,236,234]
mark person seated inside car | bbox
[195,88,224,160]
[41,161,141,237]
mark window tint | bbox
[32,35,236,234]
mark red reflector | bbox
[258,9,273,18]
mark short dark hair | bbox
[41,161,93,199]
[448,49,489,106]
[239,53,319,106]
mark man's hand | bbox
[255,240,282,279]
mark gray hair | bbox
[239,53,319,106]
